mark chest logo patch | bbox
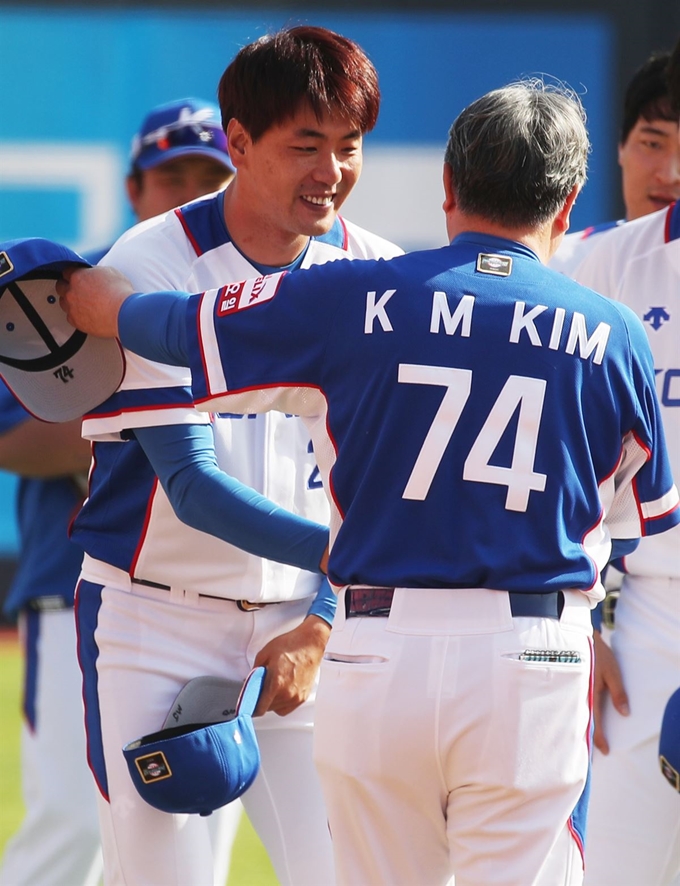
[476,253,512,276]
[643,307,670,331]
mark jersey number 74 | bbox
[399,364,547,512]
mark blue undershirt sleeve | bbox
[119,291,190,366]
[131,422,329,577]
[305,577,337,626]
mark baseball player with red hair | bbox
[56,26,400,886]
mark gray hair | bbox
[444,79,589,228]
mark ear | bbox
[227,119,250,169]
[442,163,457,214]
[553,184,580,236]
[126,175,141,216]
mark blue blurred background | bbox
[0,2,677,575]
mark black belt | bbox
[27,595,72,612]
[345,587,565,620]
[131,578,277,612]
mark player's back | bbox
[235,232,673,596]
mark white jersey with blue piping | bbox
[574,200,680,578]
[183,232,679,602]
[549,219,624,278]
[72,190,402,600]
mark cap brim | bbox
[135,146,235,174]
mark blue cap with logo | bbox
[129,98,235,174]
[0,237,125,422]
[660,687,680,792]
[123,667,265,816]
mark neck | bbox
[222,181,310,267]
[447,212,555,264]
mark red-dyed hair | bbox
[218,26,380,141]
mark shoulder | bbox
[101,210,197,287]
[341,217,404,259]
[598,207,672,259]
[310,216,402,262]
[549,221,622,277]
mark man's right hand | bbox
[593,629,630,754]
[56,266,135,339]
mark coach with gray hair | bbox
[59,79,679,886]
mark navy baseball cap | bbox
[129,98,235,174]
[123,667,265,816]
[659,687,680,791]
[0,238,125,422]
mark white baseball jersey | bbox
[574,201,680,579]
[73,191,402,601]
[549,220,623,277]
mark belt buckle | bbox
[236,600,264,612]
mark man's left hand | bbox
[253,615,332,716]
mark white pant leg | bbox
[79,580,332,886]
[315,588,592,886]
[244,695,335,886]
[585,577,680,886]
[207,802,243,886]
[0,608,103,886]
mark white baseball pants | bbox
[315,587,593,886]
[76,578,334,886]
[585,576,680,886]
[0,607,102,886]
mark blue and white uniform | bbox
[549,220,624,278]
[573,201,680,886]
[119,231,680,886]
[0,382,102,886]
[74,191,402,886]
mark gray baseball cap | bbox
[0,238,125,422]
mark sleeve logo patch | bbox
[0,252,15,278]
[135,751,173,784]
[476,253,512,276]
[216,271,287,317]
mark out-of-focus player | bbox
[0,97,236,886]
[550,51,680,277]
[563,39,680,886]
[58,78,680,886]
[50,27,401,886]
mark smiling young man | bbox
[64,26,401,886]
[551,51,680,276]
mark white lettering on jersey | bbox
[549,307,567,350]
[364,289,396,333]
[509,301,610,364]
[430,292,475,336]
[565,313,610,365]
[509,302,548,346]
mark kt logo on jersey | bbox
[216,272,286,316]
